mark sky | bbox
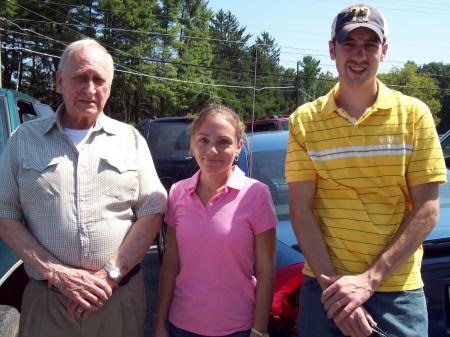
[207,0,450,76]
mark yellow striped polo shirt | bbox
[285,80,447,291]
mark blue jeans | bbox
[298,277,428,337]
[168,321,251,337]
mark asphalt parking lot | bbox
[142,246,161,337]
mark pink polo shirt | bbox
[165,166,277,336]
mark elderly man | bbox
[286,4,446,337]
[0,39,167,337]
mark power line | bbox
[5,44,450,95]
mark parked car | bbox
[139,117,197,190]
[139,117,197,259]
[0,88,54,333]
[239,130,450,337]
[246,115,289,133]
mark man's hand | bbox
[64,268,117,320]
[320,274,376,337]
[320,274,374,323]
[334,306,375,337]
[50,266,113,312]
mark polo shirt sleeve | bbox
[0,132,23,221]
[285,111,317,183]
[407,101,447,186]
[134,132,168,218]
[250,183,277,235]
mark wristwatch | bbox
[103,263,122,283]
[251,328,270,337]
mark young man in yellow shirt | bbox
[286,4,446,337]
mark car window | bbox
[281,120,289,130]
[442,135,450,158]
[34,102,54,117]
[17,100,38,123]
[251,149,289,220]
[145,123,191,158]
[254,122,278,132]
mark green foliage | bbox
[379,62,442,125]
[418,62,450,133]
[0,2,447,130]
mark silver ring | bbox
[336,300,342,307]
[76,307,83,313]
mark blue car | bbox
[239,130,450,337]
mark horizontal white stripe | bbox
[310,149,412,161]
[308,143,413,157]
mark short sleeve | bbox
[407,102,447,186]
[134,131,168,218]
[285,111,317,183]
[249,183,277,235]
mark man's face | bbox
[329,27,388,88]
[56,47,112,129]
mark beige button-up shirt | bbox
[0,105,167,279]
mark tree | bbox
[298,56,321,105]
[379,62,441,125]
[209,9,253,118]
[99,0,161,123]
[419,62,450,133]
[172,0,215,114]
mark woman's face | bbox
[191,114,243,178]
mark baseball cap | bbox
[331,4,388,43]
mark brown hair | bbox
[190,104,245,142]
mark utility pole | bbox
[296,60,300,107]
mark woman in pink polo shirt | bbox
[154,104,277,337]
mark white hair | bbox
[58,39,114,80]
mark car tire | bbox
[0,305,20,337]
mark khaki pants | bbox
[19,271,146,337]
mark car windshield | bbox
[145,123,191,158]
[251,149,289,221]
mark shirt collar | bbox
[185,165,247,194]
[44,103,118,135]
[321,79,396,116]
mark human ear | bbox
[56,72,63,94]
[329,40,336,60]
[380,42,388,62]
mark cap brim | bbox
[335,23,384,43]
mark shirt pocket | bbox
[19,157,62,201]
[99,156,138,201]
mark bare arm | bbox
[107,213,161,278]
[289,181,373,336]
[322,183,440,323]
[251,228,276,334]
[288,180,335,287]
[154,226,180,337]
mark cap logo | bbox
[350,6,371,22]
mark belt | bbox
[39,264,141,289]
[119,264,141,286]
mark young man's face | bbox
[329,27,388,88]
